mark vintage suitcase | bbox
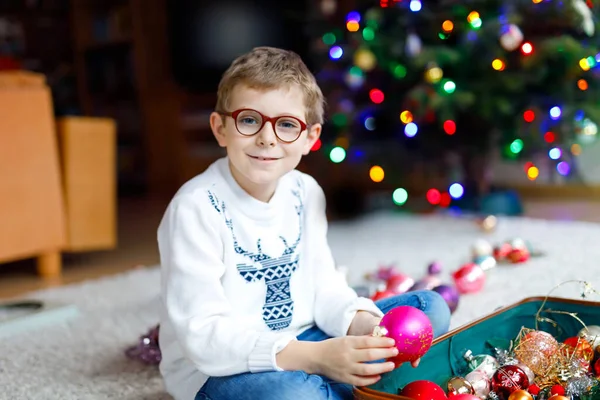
[354,296,600,399]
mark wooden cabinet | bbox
[56,117,117,252]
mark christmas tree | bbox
[312,0,600,208]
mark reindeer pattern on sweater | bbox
[207,181,304,331]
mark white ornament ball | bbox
[499,24,524,52]
[579,325,600,348]
[472,239,494,258]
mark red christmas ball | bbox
[491,365,530,399]
[386,273,415,294]
[594,358,600,377]
[550,385,565,396]
[507,248,530,263]
[528,384,541,395]
[564,336,595,361]
[371,290,396,301]
[400,380,448,400]
[494,243,512,260]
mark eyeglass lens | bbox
[235,110,302,142]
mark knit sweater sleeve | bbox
[158,193,297,377]
[304,177,383,338]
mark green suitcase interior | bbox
[358,296,600,399]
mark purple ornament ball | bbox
[433,284,460,314]
[427,262,443,275]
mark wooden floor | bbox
[1,196,600,299]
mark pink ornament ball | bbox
[449,395,480,400]
[375,306,434,363]
[452,263,486,294]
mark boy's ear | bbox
[303,123,322,155]
[210,112,227,147]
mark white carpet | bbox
[2,212,600,400]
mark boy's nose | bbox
[256,121,277,147]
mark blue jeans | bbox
[195,290,451,400]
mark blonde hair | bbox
[216,47,325,125]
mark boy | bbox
[157,47,451,400]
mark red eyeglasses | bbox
[219,108,308,143]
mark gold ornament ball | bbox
[548,396,570,400]
[514,330,559,375]
[447,376,475,396]
[354,49,377,71]
[508,390,534,400]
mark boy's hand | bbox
[309,336,398,387]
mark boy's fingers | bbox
[355,335,395,349]
[354,347,398,362]
[351,361,395,377]
[351,374,382,387]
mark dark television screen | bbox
[167,0,312,93]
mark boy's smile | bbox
[210,84,321,202]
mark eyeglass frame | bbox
[218,108,309,144]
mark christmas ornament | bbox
[372,306,434,364]
[428,261,443,275]
[473,255,497,271]
[494,244,512,260]
[516,363,535,386]
[564,336,595,361]
[566,376,597,396]
[507,390,533,400]
[450,395,480,400]
[472,239,494,258]
[499,24,523,51]
[522,330,560,356]
[354,48,377,71]
[125,324,161,365]
[510,238,527,250]
[550,385,565,396]
[447,376,475,396]
[507,248,530,264]
[463,350,499,379]
[465,369,491,399]
[478,215,497,233]
[452,263,486,294]
[528,384,540,395]
[491,365,530,399]
[514,330,558,375]
[547,396,569,400]
[578,325,600,347]
[410,275,442,291]
[399,380,448,400]
[433,284,460,313]
[371,289,396,301]
[386,273,415,294]
[594,358,600,376]
[366,264,400,282]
